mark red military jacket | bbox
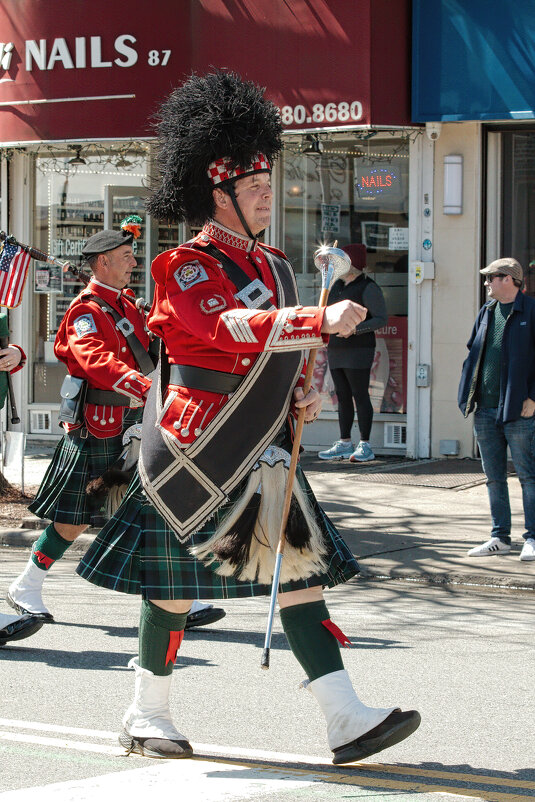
[147,220,327,448]
[55,278,152,438]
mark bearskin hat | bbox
[146,70,282,225]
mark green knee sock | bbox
[280,600,345,682]
[139,600,188,676]
[31,524,72,570]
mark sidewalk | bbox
[1,442,534,591]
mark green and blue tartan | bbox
[29,409,142,526]
[77,467,359,600]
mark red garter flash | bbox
[322,619,351,648]
[165,629,184,666]
[34,550,54,569]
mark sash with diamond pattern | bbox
[139,247,304,542]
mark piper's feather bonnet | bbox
[146,70,282,224]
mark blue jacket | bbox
[458,291,535,424]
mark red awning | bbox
[0,0,411,143]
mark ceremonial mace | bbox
[260,244,350,670]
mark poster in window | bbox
[34,262,63,294]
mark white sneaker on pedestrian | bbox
[349,442,375,463]
[467,537,511,557]
[318,441,354,460]
[519,538,535,561]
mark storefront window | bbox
[280,135,409,415]
[32,148,148,404]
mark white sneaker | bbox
[318,441,354,461]
[467,537,511,557]
[520,538,535,561]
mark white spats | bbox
[307,669,396,751]
[8,557,50,617]
[121,658,192,758]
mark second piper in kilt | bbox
[77,71,421,765]
[6,224,153,622]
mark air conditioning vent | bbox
[384,423,407,448]
[30,410,52,434]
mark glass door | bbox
[104,186,155,303]
[500,130,535,297]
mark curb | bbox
[0,529,96,553]
[2,527,533,590]
[358,565,535,591]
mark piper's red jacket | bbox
[54,278,152,438]
[147,221,327,448]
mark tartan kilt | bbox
[76,466,359,600]
[28,409,142,526]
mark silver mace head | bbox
[313,245,351,291]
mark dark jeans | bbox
[330,367,373,441]
[474,407,535,543]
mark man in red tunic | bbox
[78,71,420,764]
[6,228,152,622]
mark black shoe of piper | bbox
[0,615,44,646]
[331,710,421,765]
[119,729,193,759]
[6,592,54,622]
[185,606,226,630]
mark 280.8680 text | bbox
[279,101,363,126]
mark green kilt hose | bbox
[76,466,359,600]
[29,409,142,526]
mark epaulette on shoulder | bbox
[152,242,220,286]
[260,243,287,260]
[123,287,136,300]
[66,287,92,309]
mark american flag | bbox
[0,241,32,308]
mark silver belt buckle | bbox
[116,317,135,337]
[234,279,275,310]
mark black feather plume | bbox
[146,70,282,224]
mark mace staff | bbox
[260,244,350,670]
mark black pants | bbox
[330,366,373,441]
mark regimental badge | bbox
[174,261,209,291]
[200,294,227,315]
[73,313,97,338]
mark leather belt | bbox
[169,364,242,395]
[86,388,132,406]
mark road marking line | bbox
[195,756,535,802]
[0,759,312,801]
[0,730,124,756]
[1,720,534,798]
[361,763,535,790]
[0,719,117,740]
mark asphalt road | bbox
[0,548,534,801]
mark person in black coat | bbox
[319,244,387,463]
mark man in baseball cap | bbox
[459,255,535,561]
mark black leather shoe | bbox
[185,605,226,630]
[331,710,421,765]
[119,729,193,759]
[0,614,44,646]
[6,591,54,622]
